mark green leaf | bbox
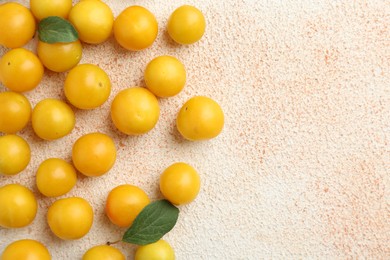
[38,16,78,43]
[122,200,179,245]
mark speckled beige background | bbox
[1,0,389,259]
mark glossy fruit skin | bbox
[111,87,160,135]
[47,197,93,240]
[135,240,175,260]
[114,6,158,51]
[1,239,51,260]
[30,0,72,20]
[160,162,200,205]
[0,3,36,48]
[64,64,111,109]
[0,48,44,93]
[176,96,224,140]
[167,5,206,45]
[82,245,125,260]
[105,184,150,227]
[37,40,82,72]
[0,135,31,175]
[32,99,75,140]
[0,92,31,134]
[72,133,116,177]
[144,56,186,98]
[0,184,37,228]
[36,158,77,197]
[68,0,114,44]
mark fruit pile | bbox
[0,1,224,259]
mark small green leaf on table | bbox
[122,199,179,245]
[38,16,78,44]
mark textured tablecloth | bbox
[0,0,389,259]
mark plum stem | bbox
[106,239,121,246]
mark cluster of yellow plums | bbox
[0,0,224,259]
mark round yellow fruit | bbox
[30,0,72,20]
[1,239,51,260]
[105,184,150,227]
[167,5,206,45]
[0,48,44,92]
[0,92,31,134]
[0,135,31,176]
[36,158,77,197]
[32,99,75,140]
[64,64,111,109]
[111,87,160,135]
[68,0,114,44]
[160,162,200,205]
[47,197,93,240]
[0,3,36,48]
[82,245,125,260]
[144,56,186,97]
[176,96,224,140]
[72,132,116,177]
[114,6,158,51]
[37,40,82,72]
[0,184,37,228]
[135,240,175,260]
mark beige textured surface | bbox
[1,0,389,259]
